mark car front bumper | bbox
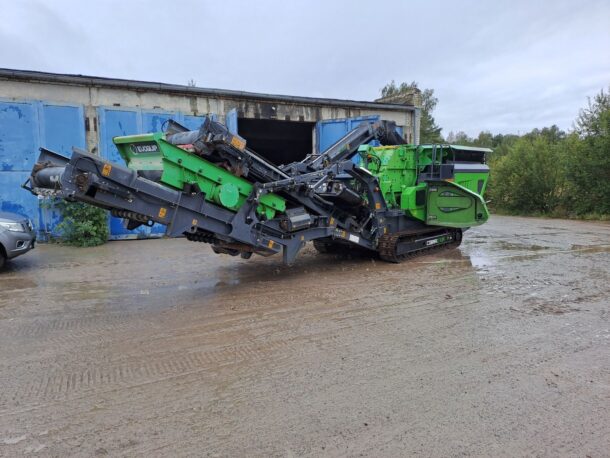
[4,231,36,259]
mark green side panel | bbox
[113,133,285,219]
[400,183,427,221]
[454,172,489,196]
[426,181,489,228]
[114,132,164,170]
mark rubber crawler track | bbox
[185,231,217,244]
[378,228,463,263]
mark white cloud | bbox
[0,0,608,137]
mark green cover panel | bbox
[425,181,489,228]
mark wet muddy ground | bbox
[0,215,608,457]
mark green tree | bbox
[574,88,610,136]
[445,131,472,145]
[490,133,519,157]
[564,88,610,215]
[523,125,566,144]
[488,135,566,214]
[380,81,443,143]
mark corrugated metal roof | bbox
[0,68,415,112]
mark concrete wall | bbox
[0,77,418,151]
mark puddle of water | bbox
[469,253,495,269]
[495,241,551,251]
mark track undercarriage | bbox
[313,227,462,262]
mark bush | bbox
[447,88,609,220]
[55,201,109,247]
[487,135,567,214]
[564,108,610,216]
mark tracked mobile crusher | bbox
[26,118,491,264]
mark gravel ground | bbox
[0,215,608,457]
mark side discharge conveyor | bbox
[24,116,490,264]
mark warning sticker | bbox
[230,136,246,151]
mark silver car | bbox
[0,211,36,269]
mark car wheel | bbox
[0,253,6,270]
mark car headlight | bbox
[0,221,25,232]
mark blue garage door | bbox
[98,107,206,239]
[182,115,207,130]
[316,116,406,165]
[0,101,40,225]
[316,115,380,153]
[0,101,85,238]
[38,104,86,237]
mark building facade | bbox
[0,68,420,239]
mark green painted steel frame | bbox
[113,133,286,219]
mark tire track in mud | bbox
[0,300,491,457]
[0,267,482,365]
[1,260,484,415]
[2,218,609,456]
[0,313,162,359]
[9,313,578,458]
[0,287,485,413]
[0,335,324,413]
[0,266,477,345]
[2,312,145,339]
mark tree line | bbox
[381,82,610,218]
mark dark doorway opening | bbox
[238,118,315,166]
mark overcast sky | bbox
[1,0,609,136]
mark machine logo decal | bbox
[131,143,160,154]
